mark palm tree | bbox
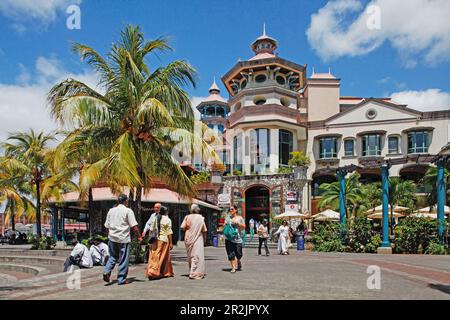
[318,172,364,223]
[1,130,56,237]
[0,158,35,231]
[48,25,218,226]
[423,166,449,207]
[388,177,416,234]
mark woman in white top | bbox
[275,220,290,255]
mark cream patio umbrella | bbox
[311,209,340,222]
[365,204,409,214]
[418,205,450,215]
[410,212,438,219]
[368,211,405,220]
[274,212,310,220]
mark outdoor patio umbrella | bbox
[365,205,409,214]
[410,212,438,219]
[367,212,405,220]
[418,205,450,215]
[274,212,310,220]
[311,209,340,222]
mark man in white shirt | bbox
[141,203,161,263]
[63,240,93,272]
[90,237,110,266]
[103,194,142,285]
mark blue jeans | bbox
[104,241,130,284]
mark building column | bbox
[436,158,446,243]
[270,128,279,173]
[243,130,251,174]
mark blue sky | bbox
[0,0,449,139]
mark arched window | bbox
[279,129,293,166]
[250,129,270,173]
[344,139,355,156]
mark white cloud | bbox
[0,0,81,25]
[306,0,450,67]
[0,56,99,142]
[391,89,450,111]
[190,96,207,121]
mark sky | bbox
[0,0,450,141]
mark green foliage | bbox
[393,217,440,254]
[425,241,448,255]
[190,171,210,185]
[343,217,380,253]
[130,237,146,264]
[288,151,310,167]
[311,223,343,252]
[29,235,56,250]
[232,169,243,176]
[277,166,293,174]
[80,234,108,248]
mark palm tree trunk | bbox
[135,187,142,229]
[35,178,42,237]
[88,187,94,237]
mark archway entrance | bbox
[245,186,270,233]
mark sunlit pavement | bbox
[1,246,449,300]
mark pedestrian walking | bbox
[223,205,246,273]
[275,220,290,255]
[257,219,270,256]
[103,194,142,285]
[249,218,255,242]
[180,204,207,279]
[145,206,174,280]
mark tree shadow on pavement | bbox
[428,284,450,295]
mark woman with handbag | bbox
[180,204,207,279]
[145,206,174,280]
[223,205,246,273]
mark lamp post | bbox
[336,168,347,241]
[378,161,392,254]
[433,156,449,244]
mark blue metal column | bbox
[61,208,65,242]
[337,169,347,240]
[436,158,446,243]
[380,163,391,248]
[51,207,58,241]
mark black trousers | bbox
[225,239,243,261]
[258,237,269,255]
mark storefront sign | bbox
[286,191,297,201]
[217,194,231,207]
[286,203,298,212]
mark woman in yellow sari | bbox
[145,206,174,280]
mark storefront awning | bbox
[50,187,221,211]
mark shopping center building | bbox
[194,27,450,229]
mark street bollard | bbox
[297,232,305,251]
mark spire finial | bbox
[263,22,266,36]
[328,67,331,74]
[209,77,220,94]
[312,67,315,75]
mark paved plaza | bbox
[0,245,449,300]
